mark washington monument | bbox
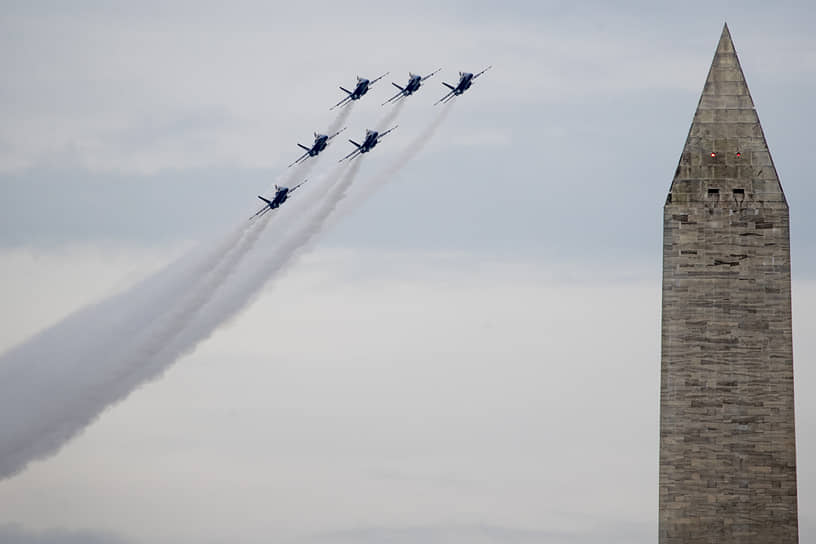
[659,24,799,542]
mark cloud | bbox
[3,2,814,173]
[0,246,814,543]
[0,166,266,247]
[2,2,815,284]
[0,524,132,544]
[0,246,660,542]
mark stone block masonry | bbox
[659,24,798,543]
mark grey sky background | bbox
[2,1,815,267]
[0,1,814,543]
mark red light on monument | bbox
[711,152,716,157]
[736,152,742,158]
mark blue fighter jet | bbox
[251,180,308,218]
[338,126,398,162]
[330,73,389,110]
[289,127,346,167]
[435,66,492,105]
[381,69,441,106]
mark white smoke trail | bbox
[113,161,365,371]
[93,214,271,390]
[376,99,405,132]
[0,98,434,481]
[119,101,440,385]
[294,94,394,215]
[170,160,365,348]
[261,103,356,197]
[327,101,354,135]
[284,101,353,189]
[332,101,454,224]
[209,103,447,333]
[0,155,361,480]
[0,216,269,479]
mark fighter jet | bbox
[435,66,492,105]
[288,128,346,167]
[381,69,442,106]
[339,126,398,162]
[330,73,389,110]
[251,180,308,218]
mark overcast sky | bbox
[0,1,814,543]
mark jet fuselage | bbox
[455,73,474,94]
[402,74,422,95]
[435,67,489,106]
[253,180,307,217]
[359,130,380,153]
[269,187,290,208]
[310,134,329,156]
[351,78,370,99]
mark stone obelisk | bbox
[659,24,798,542]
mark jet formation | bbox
[253,67,490,218]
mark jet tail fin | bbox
[349,139,361,148]
[442,82,456,91]
[258,195,273,206]
[391,82,405,91]
[340,86,353,95]
[297,143,311,152]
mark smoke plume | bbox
[0,103,451,480]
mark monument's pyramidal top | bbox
[699,23,755,110]
[668,23,784,204]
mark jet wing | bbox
[327,127,347,140]
[378,125,398,139]
[288,151,310,168]
[369,72,389,86]
[250,204,272,219]
[381,90,405,106]
[421,68,442,81]
[434,88,456,106]
[289,179,308,193]
[339,147,362,162]
[249,198,272,221]
[330,95,352,111]
[473,65,492,79]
